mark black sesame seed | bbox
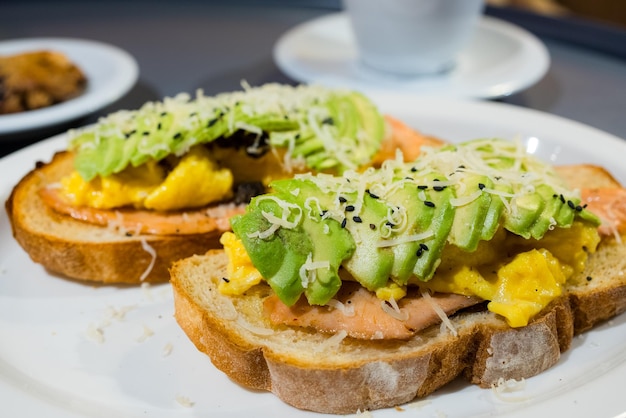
[173,132,182,140]
[157,123,162,130]
[567,200,576,210]
[369,223,376,230]
[207,118,218,128]
[222,277,230,283]
[295,133,301,140]
[586,276,593,282]
[366,189,380,199]
[416,248,424,257]
[386,221,395,227]
[345,205,355,212]
[338,196,347,203]
[353,216,362,223]
[143,131,150,136]
[478,183,486,190]
[410,167,417,172]
[424,201,435,208]
[559,194,566,203]
[575,205,583,212]
[341,218,347,228]
[433,185,446,192]
[419,243,429,251]
[417,185,428,190]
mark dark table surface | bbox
[1,0,626,158]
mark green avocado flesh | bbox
[231,138,602,307]
[68,83,385,181]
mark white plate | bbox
[274,13,550,99]
[1,95,626,418]
[0,37,138,136]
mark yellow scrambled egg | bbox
[221,221,600,328]
[61,145,233,211]
[219,232,263,295]
[419,222,600,327]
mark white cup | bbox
[343,0,485,76]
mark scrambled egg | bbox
[219,232,263,295]
[419,222,600,327]
[61,145,233,211]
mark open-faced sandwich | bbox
[170,137,626,414]
[5,83,441,284]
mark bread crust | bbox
[170,244,625,414]
[5,151,226,284]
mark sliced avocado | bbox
[504,191,546,239]
[233,180,355,306]
[231,197,308,306]
[272,179,356,305]
[448,175,492,252]
[387,179,435,284]
[529,185,562,240]
[341,193,395,291]
[480,181,511,241]
[69,85,386,181]
[413,175,455,281]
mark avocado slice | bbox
[387,178,436,284]
[234,179,355,306]
[231,196,311,305]
[528,185,563,240]
[69,85,386,181]
[448,175,493,252]
[480,181,511,242]
[341,193,395,291]
[412,175,455,281]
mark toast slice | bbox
[170,164,626,414]
[5,151,235,284]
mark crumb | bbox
[406,399,431,410]
[137,324,154,343]
[175,395,194,408]
[85,323,105,344]
[162,342,173,357]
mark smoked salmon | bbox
[39,186,244,235]
[265,282,483,340]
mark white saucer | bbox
[0,37,138,136]
[273,13,550,99]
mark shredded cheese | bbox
[421,289,458,337]
[380,297,409,321]
[139,238,157,281]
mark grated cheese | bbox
[139,238,157,281]
[299,253,330,288]
[380,297,409,321]
[326,299,356,317]
[421,289,457,337]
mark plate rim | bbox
[273,13,550,99]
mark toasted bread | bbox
[169,164,626,414]
[5,151,234,284]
